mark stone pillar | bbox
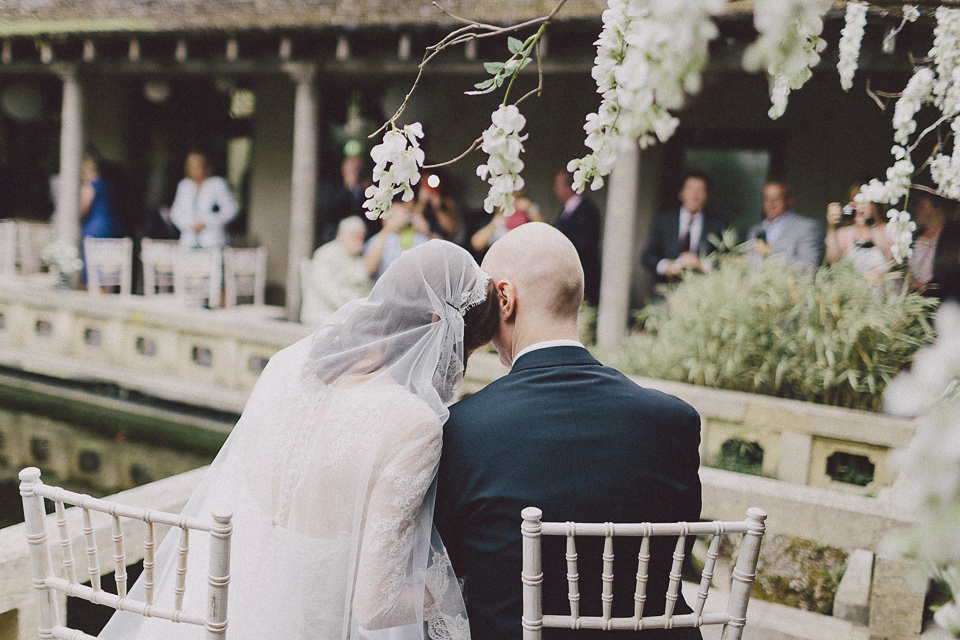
[596,143,640,350]
[283,64,319,321]
[55,65,84,247]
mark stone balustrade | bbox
[0,283,311,413]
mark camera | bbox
[841,204,856,221]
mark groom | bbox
[435,223,702,639]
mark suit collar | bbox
[509,345,601,373]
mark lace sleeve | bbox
[352,404,443,631]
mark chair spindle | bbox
[175,527,190,610]
[695,530,723,619]
[55,501,78,584]
[112,515,127,597]
[143,522,156,605]
[565,525,580,622]
[633,533,651,622]
[663,530,688,621]
[601,526,614,624]
[82,508,101,591]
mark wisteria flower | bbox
[568,0,723,192]
[838,2,868,91]
[477,104,527,214]
[884,208,918,264]
[363,123,425,220]
[745,0,832,119]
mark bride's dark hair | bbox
[462,279,498,366]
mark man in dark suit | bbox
[553,169,602,305]
[435,222,703,640]
[641,172,726,283]
[909,189,960,302]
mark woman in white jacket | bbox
[170,151,239,249]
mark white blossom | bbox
[568,0,723,192]
[744,0,832,119]
[885,304,960,637]
[903,5,920,23]
[883,208,918,264]
[363,123,425,220]
[838,2,868,91]
[477,104,527,214]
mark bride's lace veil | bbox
[99,240,488,640]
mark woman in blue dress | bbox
[79,153,121,285]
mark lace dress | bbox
[98,335,470,640]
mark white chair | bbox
[19,466,232,639]
[223,247,267,308]
[0,219,16,276]
[141,238,178,297]
[17,220,56,275]
[175,248,223,308]
[521,507,767,640]
[84,237,133,295]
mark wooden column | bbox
[283,63,319,321]
[55,65,84,247]
[596,143,641,350]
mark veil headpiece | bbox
[304,239,490,418]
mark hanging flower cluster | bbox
[476,104,527,214]
[838,2,868,91]
[884,208,918,263]
[567,0,723,193]
[885,303,960,637]
[927,8,960,200]
[363,123,426,220]
[743,0,832,119]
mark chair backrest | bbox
[84,237,133,295]
[520,507,767,640]
[19,466,232,640]
[223,247,267,307]
[16,221,55,275]
[174,248,223,308]
[141,238,179,297]
[0,219,16,276]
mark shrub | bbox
[621,257,937,411]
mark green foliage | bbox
[621,257,937,411]
[714,438,765,476]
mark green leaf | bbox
[465,78,497,95]
[483,61,505,75]
[507,36,524,55]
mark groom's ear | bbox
[497,279,517,321]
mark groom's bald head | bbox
[482,222,584,320]
[481,223,583,365]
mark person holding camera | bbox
[363,199,430,279]
[825,187,893,284]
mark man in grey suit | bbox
[748,181,823,269]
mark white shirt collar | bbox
[513,339,585,364]
[562,194,583,216]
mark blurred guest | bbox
[318,154,375,245]
[470,191,543,254]
[909,189,960,302]
[553,169,601,305]
[80,152,121,240]
[825,186,893,285]
[641,171,726,283]
[301,216,373,324]
[749,181,823,270]
[170,151,238,249]
[414,172,466,245]
[363,200,430,279]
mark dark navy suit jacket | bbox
[435,346,703,640]
[640,207,726,283]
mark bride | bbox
[99,240,497,640]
